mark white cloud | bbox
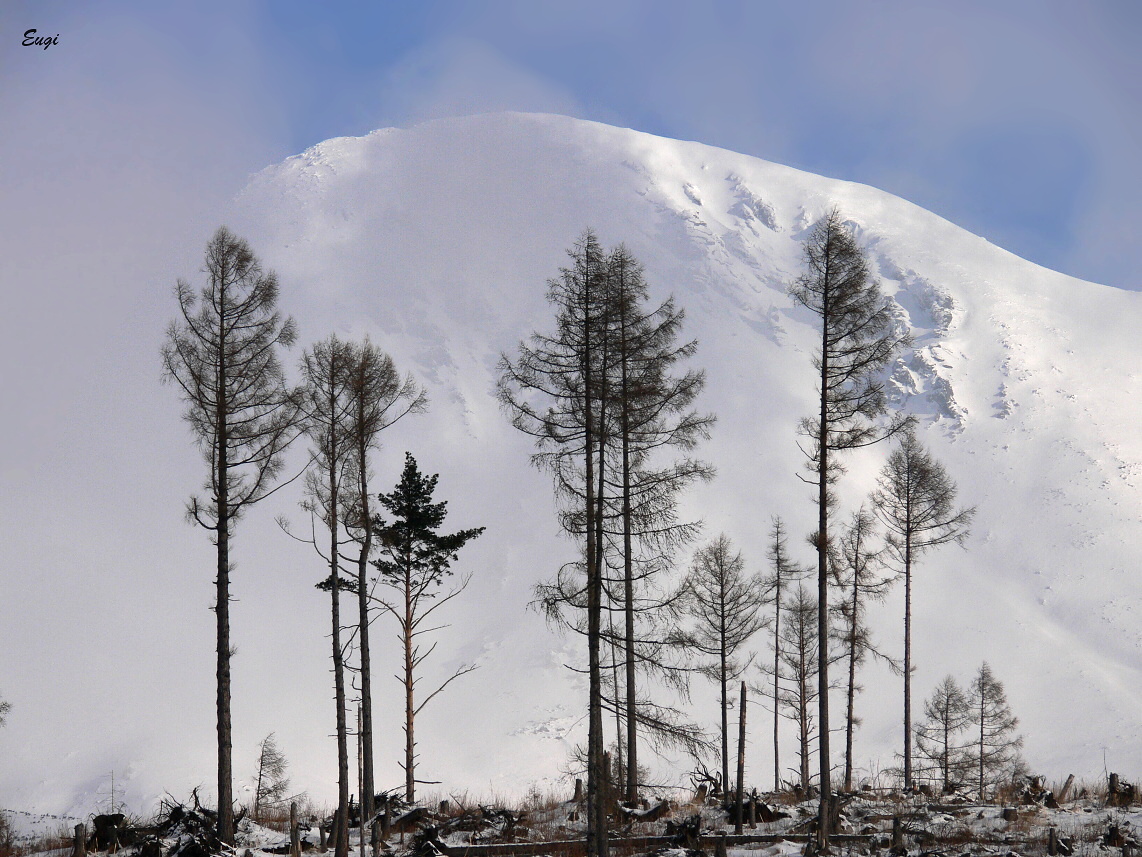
[369,35,584,130]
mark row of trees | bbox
[163,228,481,850]
[676,423,990,800]
[497,213,992,856]
[161,217,1008,856]
[917,665,1023,799]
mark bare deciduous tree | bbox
[762,516,805,792]
[162,226,299,844]
[498,229,611,857]
[873,428,974,788]
[789,208,910,843]
[252,733,291,822]
[602,244,714,801]
[296,335,356,857]
[968,663,1022,800]
[915,675,972,793]
[677,534,765,794]
[775,584,819,791]
[502,234,712,848]
[831,507,896,791]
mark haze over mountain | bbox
[5,112,1141,820]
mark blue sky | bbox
[2,0,1139,288]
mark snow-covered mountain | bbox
[6,112,1140,820]
[225,112,1141,793]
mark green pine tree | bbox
[372,453,484,802]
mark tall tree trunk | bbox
[619,298,639,804]
[609,616,625,798]
[403,560,416,803]
[844,574,859,792]
[942,711,950,792]
[720,596,729,795]
[903,535,913,790]
[816,305,832,848]
[590,381,610,857]
[622,437,638,804]
[978,693,985,800]
[583,260,608,857]
[587,491,606,857]
[216,323,234,846]
[356,434,375,826]
[735,682,747,835]
[254,743,265,822]
[331,463,349,857]
[799,652,810,791]
[773,579,782,792]
[357,705,363,857]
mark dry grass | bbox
[249,796,324,833]
[0,820,75,857]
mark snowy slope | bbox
[222,112,1142,795]
[5,113,1138,819]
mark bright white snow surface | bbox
[6,112,1142,816]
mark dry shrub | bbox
[0,813,16,857]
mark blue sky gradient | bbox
[3,0,1138,287]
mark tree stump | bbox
[73,824,86,857]
[1056,774,1075,804]
[1106,826,1126,848]
[289,803,301,857]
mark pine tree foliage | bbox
[371,453,484,803]
[161,226,299,845]
[873,428,974,787]
[677,534,765,795]
[789,208,911,843]
[0,695,10,728]
[252,733,291,822]
[968,663,1023,800]
[915,675,972,793]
